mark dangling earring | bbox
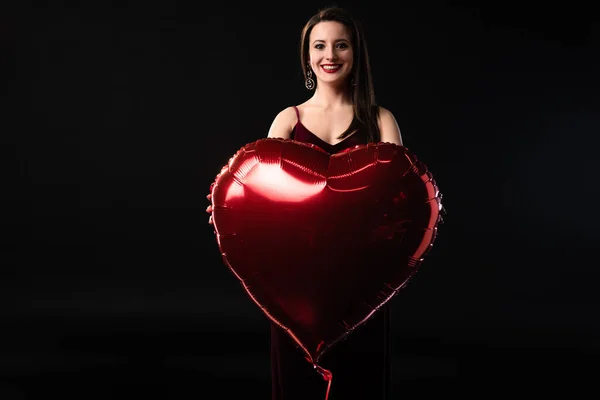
[305,67,315,90]
[350,76,356,87]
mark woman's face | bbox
[308,21,354,87]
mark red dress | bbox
[270,106,392,400]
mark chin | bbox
[321,77,350,86]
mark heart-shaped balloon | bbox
[210,138,442,365]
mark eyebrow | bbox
[311,39,350,44]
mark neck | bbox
[311,82,352,109]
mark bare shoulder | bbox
[377,106,403,146]
[267,106,298,139]
[377,106,395,120]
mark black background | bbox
[2,1,600,398]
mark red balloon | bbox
[209,138,442,366]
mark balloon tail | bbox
[313,363,332,400]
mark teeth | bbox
[323,65,340,70]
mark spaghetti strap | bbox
[292,106,300,123]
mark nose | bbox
[325,48,337,61]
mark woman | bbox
[208,7,403,400]
[266,7,402,400]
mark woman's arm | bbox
[378,106,403,146]
[267,106,297,139]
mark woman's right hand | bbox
[206,193,213,225]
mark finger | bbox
[206,205,212,213]
[208,215,213,225]
[206,193,211,200]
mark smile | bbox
[321,64,341,73]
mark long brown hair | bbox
[300,7,380,143]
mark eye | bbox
[336,42,349,49]
[314,43,325,49]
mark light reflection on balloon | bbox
[244,163,325,202]
[224,181,244,202]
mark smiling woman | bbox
[267,7,403,150]
[206,6,404,400]
[265,7,400,400]
[308,21,354,88]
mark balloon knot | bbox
[313,364,332,381]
